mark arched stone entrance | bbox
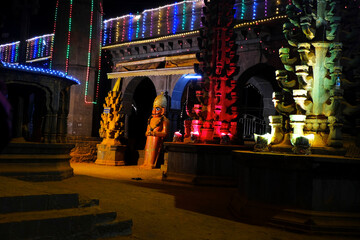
[237,64,278,138]
[123,77,157,164]
[170,74,199,137]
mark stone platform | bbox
[230,150,360,235]
[163,142,252,186]
[0,142,74,181]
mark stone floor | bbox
[20,162,353,240]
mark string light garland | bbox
[136,13,140,39]
[200,1,204,27]
[94,1,104,105]
[252,0,257,20]
[190,0,195,30]
[128,14,133,41]
[85,0,95,104]
[103,15,288,50]
[173,3,178,34]
[167,7,170,34]
[142,12,147,38]
[182,1,186,31]
[25,34,54,62]
[1,61,80,84]
[103,21,108,46]
[65,0,74,74]
[157,8,162,35]
[241,0,245,19]
[0,41,20,63]
[276,0,281,15]
[116,21,120,42]
[121,18,126,42]
[150,11,154,36]
[50,0,59,69]
[103,30,199,49]
[265,0,268,17]
[103,0,206,44]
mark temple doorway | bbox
[237,64,278,140]
[123,77,156,164]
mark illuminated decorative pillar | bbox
[270,0,354,150]
[192,0,239,143]
[52,0,103,137]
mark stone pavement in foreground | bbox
[35,163,357,240]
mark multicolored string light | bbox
[50,0,59,69]
[85,0,95,104]
[0,41,20,63]
[65,0,73,74]
[103,15,288,50]
[94,1,104,104]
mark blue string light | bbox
[33,39,38,60]
[1,61,80,84]
[128,14,133,41]
[173,3,178,34]
[190,0,195,30]
[252,0,257,20]
[142,12,147,38]
[103,21,108,46]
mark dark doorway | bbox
[238,83,264,119]
[7,84,46,142]
[126,78,156,164]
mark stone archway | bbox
[123,77,156,164]
[237,64,278,137]
[170,74,199,136]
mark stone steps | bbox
[0,193,79,214]
[0,177,132,239]
[0,206,132,240]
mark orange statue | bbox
[141,92,169,169]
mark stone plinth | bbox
[163,142,252,186]
[0,142,74,181]
[231,151,360,234]
[96,144,126,166]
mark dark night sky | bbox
[0,0,177,44]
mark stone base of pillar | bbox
[95,144,126,166]
[231,150,360,235]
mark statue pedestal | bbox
[96,144,126,166]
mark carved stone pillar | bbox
[269,115,284,144]
[327,116,343,147]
